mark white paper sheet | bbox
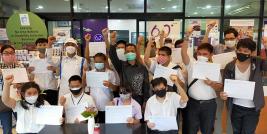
[35,106,63,125]
[32,61,51,74]
[192,62,221,81]
[149,116,178,131]
[65,103,88,123]
[1,68,29,83]
[153,65,178,86]
[105,105,132,124]
[86,71,108,88]
[224,79,255,100]
[89,42,106,56]
[171,48,193,64]
[212,51,236,69]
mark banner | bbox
[6,12,47,49]
[53,27,71,44]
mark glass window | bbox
[110,0,144,13]
[147,0,183,13]
[225,0,260,16]
[0,0,26,17]
[30,0,70,13]
[264,0,267,16]
[74,0,107,12]
[185,0,221,17]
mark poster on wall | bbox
[147,21,181,42]
[53,27,71,44]
[83,19,107,42]
[6,12,47,49]
[110,30,129,43]
[206,19,220,46]
[0,28,8,40]
[230,19,254,39]
[189,19,201,38]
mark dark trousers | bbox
[0,111,12,134]
[231,104,260,134]
[182,98,217,134]
[43,90,58,105]
[148,129,178,134]
[95,111,105,123]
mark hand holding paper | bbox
[153,65,178,86]
[149,116,178,131]
[224,79,255,100]
[86,71,108,88]
[1,68,29,83]
[105,105,132,124]
[192,62,221,81]
[35,106,63,125]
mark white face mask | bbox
[116,48,126,61]
[119,93,131,100]
[197,56,208,62]
[25,95,38,104]
[225,40,236,48]
[65,46,76,54]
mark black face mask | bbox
[154,88,167,98]
[70,88,82,95]
[236,52,250,62]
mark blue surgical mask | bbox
[94,63,105,70]
[125,52,136,61]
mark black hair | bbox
[35,38,48,45]
[116,40,127,47]
[164,38,172,44]
[224,27,238,38]
[159,46,172,55]
[174,39,184,48]
[68,75,82,84]
[0,45,15,54]
[119,85,133,94]
[126,43,136,48]
[94,53,107,61]
[20,82,44,110]
[236,38,256,51]
[151,77,167,88]
[197,43,214,54]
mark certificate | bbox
[153,65,177,86]
[1,68,29,83]
[224,79,255,100]
[105,105,132,124]
[86,71,108,88]
[35,106,63,125]
[192,62,221,81]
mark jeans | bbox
[231,104,260,134]
[182,98,217,134]
[0,111,12,134]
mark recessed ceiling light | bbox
[206,5,211,9]
[193,12,198,15]
[36,5,43,10]
[161,7,165,10]
[118,8,123,11]
[172,6,177,9]
[167,0,172,1]
[64,0,69,1]
[210,12,214,14]
[105,6,108,9]
[226,5,231,9]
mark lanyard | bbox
[70,92,85,106]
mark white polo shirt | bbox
[144,92,186,121]
[13,101,49,133]
[29,58,57,90]
[59,55,87,97]
[149,58,185,83]
[89,69,117,111]
[186,60,222,100]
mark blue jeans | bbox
[0,111,12,134]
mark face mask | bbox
[2,55,16,64]
[154,88,167,98]
[197,56,208,62]
[165,43,172,48]
[125,52,136,61]
[38,48,46,54]
[70,87,82,95]
[120,93,131,100]
[236,52,250,62]
[116,48,126,61]
[157,56,168,65]
[95,63,105,70]
[225,40,236,48]
[25,95,38,104]
[65,46,76,54]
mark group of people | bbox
[0,23,266,134]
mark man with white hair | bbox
[58,38,88,98]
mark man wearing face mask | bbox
[59,75,97,124]
[28,38,59,105]
[109,31,150,108]
[58,38,88,100]
[88,53,118,123]
[144,37,185,92]
[220,38,267,134]
[181,27,223,134]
